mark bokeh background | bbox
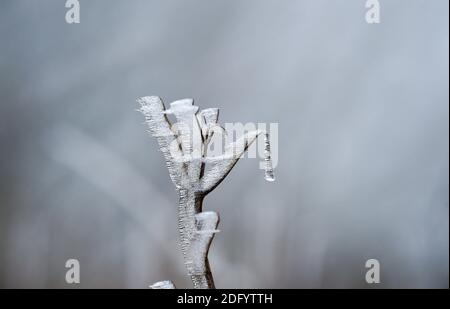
[0,0,448,288]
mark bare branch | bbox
[139,96,274,289]
[201,130,264,194]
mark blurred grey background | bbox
[0,0,448,288]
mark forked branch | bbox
[139,96,274,289]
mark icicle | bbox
[264,133,275,182]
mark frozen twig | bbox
[139,96,274,289]
[150,280,176,289]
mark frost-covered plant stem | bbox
[139,96,273,289]
[178,190,218,288]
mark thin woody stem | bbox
[141,96,273,289]
[178,189,218,289]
